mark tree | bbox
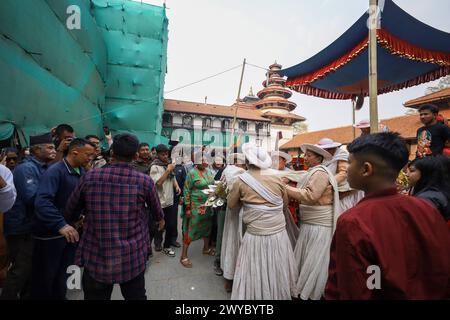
[293,122,308,135]
[425,75,450,95]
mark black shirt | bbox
[174,164,187,195]
[416,123,450,158]
[416,189,450,222]
[214,167,225,181]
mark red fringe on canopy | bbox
[378,66,450,95]
[290,66,450,100]
[289,85,353,100]
[286,28,450,99]
[378,29,450,66]
[286,37,369,87]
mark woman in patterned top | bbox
[180,153,215,268]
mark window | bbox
[202,117,212,128]
[256,123,264,134]
[239,121,248,132]
[162,113,172,126]
[182,116,193,127]
[222,119,230,130]
[161,128,171,138]
[256,139,262,147]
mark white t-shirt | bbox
[150,165,174,209]
[0,164,16,213]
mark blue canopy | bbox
[280,0,450,99]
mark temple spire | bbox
[255,63,297,113]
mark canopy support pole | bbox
[369,0,379,133]
[352,99,356,140]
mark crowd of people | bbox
[0,102,448,300]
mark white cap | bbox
[242,143,272,169]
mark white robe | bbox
[220,165,245,280]
[293,165,341,300]
[231,172,298,300]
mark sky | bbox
[134,0,450,131]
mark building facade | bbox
[162,63,305,154]
[162,99,271,155]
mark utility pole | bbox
[230,59,246,149]
[369,0,379,133]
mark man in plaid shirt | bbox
[65,134,164,300]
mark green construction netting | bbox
[0,0,168,146]
[92,0,168,145]
[0,123,14,141]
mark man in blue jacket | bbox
[1,133,56,300]
[31,138,95,300]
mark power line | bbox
[246,62,270,71]
[70,63,244,126]
[164,64,242,95]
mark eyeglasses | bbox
[7,157,18,161]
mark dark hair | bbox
[418,104,439,115]
[347,132,409,180]
[55,124,74,137]
[151,147,156,152]
[409,156,450,199]
[112,133,139,161]
[68,138,95,152]
[4,147,18,154]
[85,135,100,141]
[156,144,170,153]
[139,143,150,150]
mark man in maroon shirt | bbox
[325,132,450,300]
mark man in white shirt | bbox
[0,164,16,213]
[0,163,16,289]
[150,145,181,257]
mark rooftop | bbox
[164,99,270,122]
[280,109,450,149]
[263,112,306,122]
[404,87,450,108]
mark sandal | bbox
[224,280,233,293]
[202,248,216,256]
[180,257,193,268]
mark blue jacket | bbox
[33,159,84,238]
[4,157,48,236]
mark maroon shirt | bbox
[325,188,450,300]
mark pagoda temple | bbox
[255,62,305,149]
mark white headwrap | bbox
[242,143,272,169]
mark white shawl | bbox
[298,165,341,234]
[238,172,286,236]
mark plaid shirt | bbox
[65,162,163,284]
